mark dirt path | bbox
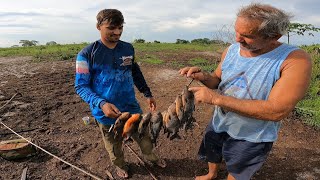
[0,57,319,180]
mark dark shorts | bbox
[198,128,273,180]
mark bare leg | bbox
[195,162,219,180]
[227,174,236,180]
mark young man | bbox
[75,9,166,179]
[180,3,312,180]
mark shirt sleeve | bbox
[74,52,105,109]
[132,53,153,98]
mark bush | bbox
[176,39,190,44]
[46,41,58,46]
[134,39,145,43]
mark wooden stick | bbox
[186,78,194,88]
[105,170,114,180]
[21,167,28,180]
[125,144,158,180]
[0,92,20,110]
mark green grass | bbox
[139,54,164,64]
[188,57,218,72]
[297,45,320,127]
[0,43,87,61]
[133,43,221,52]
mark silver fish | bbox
[181,85,195,131]
[149,111,163,146]
[138,112,152,139]
[163,102,181,140]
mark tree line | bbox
[15,23,320,47]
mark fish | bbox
[138,112,152,139]
[122,114,141,141]
[175,94,184,123]
[181,85,195,131]
[163,102,181,140]
[113,112,131,139]
[149,111,163,146]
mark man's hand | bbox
[188,86,221,105]
[101,102,121,119]
[147,97,156,111]
[179,66,205,81]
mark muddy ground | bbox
[0,53,319,180]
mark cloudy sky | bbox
[1,0,319,47]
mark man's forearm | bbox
[132,62,152,97]
[215,95,292,121]
[75,84,105,108]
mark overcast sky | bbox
[1,0,319,47]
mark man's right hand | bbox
[101,102,121,119]
[179,66,222,90]
[179,66,206,81]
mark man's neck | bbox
[101,39,118,49]
[240,42,282,57]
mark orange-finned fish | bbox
[122,113,141,141]
[113,112,131,139]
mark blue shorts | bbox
[198,128,273,180]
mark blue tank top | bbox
[211,43,298,142]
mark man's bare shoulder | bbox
[281,49,311,71]
[221,46,231,61]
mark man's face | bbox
[234,17,271,52]
[98,20,123,43]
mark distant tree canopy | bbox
[191,38,226,45]
[191,38,211,44]
[287,23,320,44]
[134,39,145,43]
[19,40,39,47]
[154,40,160,43]
[176,39,190,44]
[46,41,58,46]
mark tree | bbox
[19,40,39,47]
[46,41,58,46]
[175,39,190,44]
[133,39,145,43]
[191,38,211,44]
[287,23,320,44]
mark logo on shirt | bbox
[120,55,133,66]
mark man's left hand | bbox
[147,97,156,111]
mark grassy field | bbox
[296,45,320,127]
[0,42,319,127]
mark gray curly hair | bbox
[237,3,292,38]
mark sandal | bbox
[153,158,167,168]
[116,166,129,179]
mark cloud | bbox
[0,0,319,47]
